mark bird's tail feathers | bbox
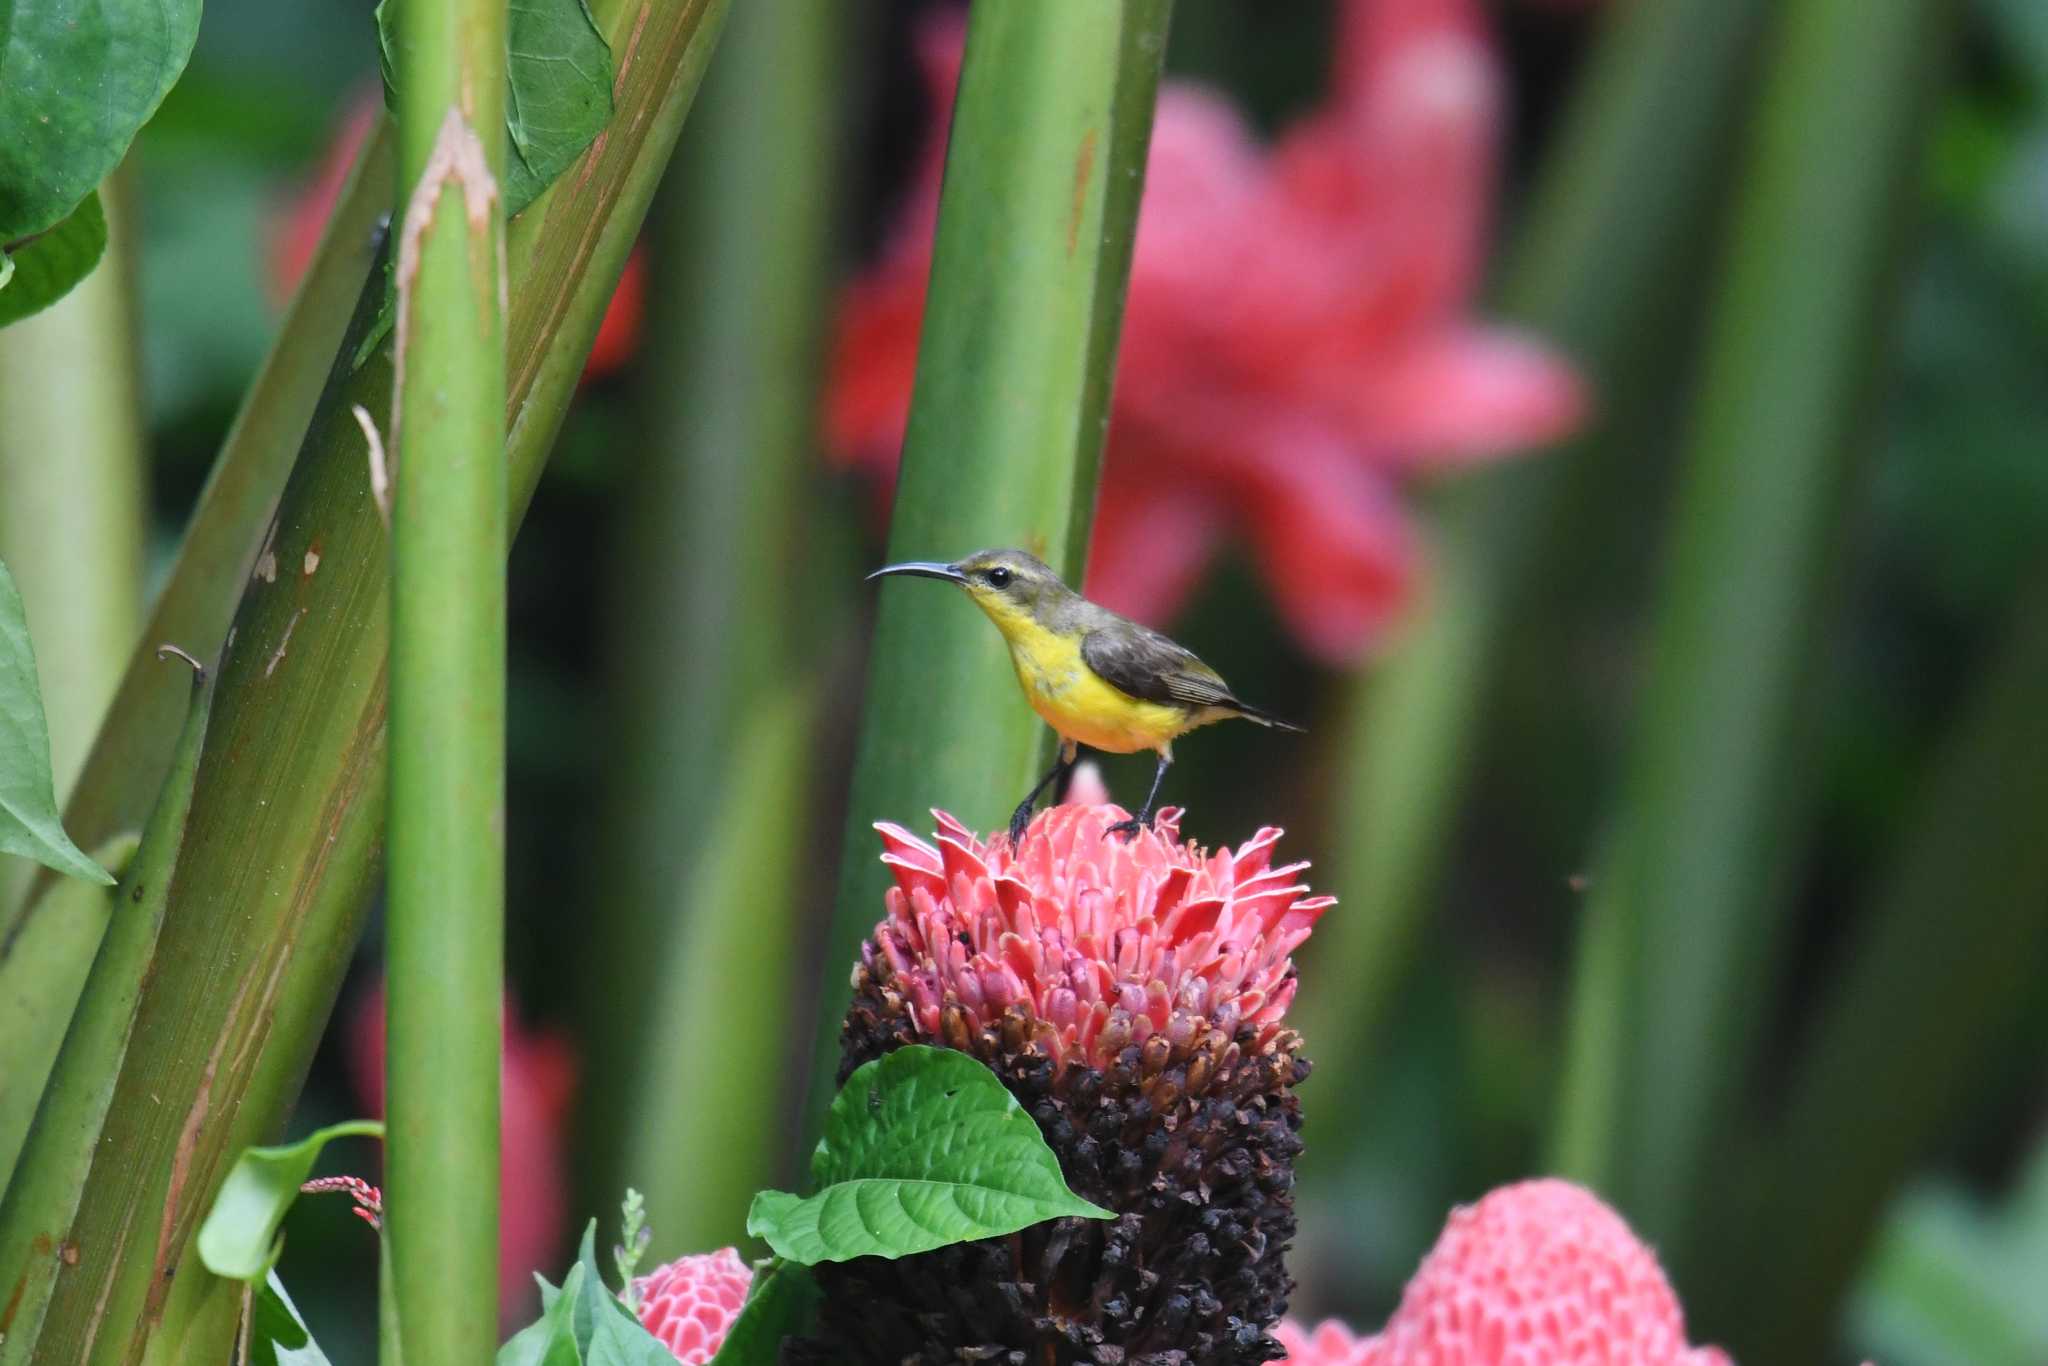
[1229,699,1306,733]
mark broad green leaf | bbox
[374,0,614,218]
[749,1046,1111,1265]
[706,1259,819,1366]
[0,557,112,882]
[195,1119,385,1281]
[0,191,106,328]
[0,0,200,240]
[499,1262,586,1366]
[249,1272,334,1366]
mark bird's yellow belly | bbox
[1006,633,1187,754]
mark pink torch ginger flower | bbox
[826,0,1585,661]
[1273,1180,1732,1365]
[868,802,1335,1074]
[633,1248,754,1364]
[815,802,1332,1362]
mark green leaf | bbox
[749,1046,1111,1265]
[0,191,107,328]
[195,1119,385,1281]
[375,0,615,218]
[0,0,200,240]
[249,1272,334,1366]
[705,1260,819,1366]
[584,1298,679,1366]
[0,557,112,883]
[499,1262,586,1366]
[497,1224,678,1366]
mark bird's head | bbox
[867,548,1070,635]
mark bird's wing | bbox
[1081,626,1239,711]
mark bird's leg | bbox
[1106,752,1171,842]
[1009,744,1077,845]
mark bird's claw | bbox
[1104,815,1148,843]
[1007,803,1034,848]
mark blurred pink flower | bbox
[825,0,1585,661]
[1273,1179,1732,1364]
[633,1248,753,1364]
[346,981,577,1328]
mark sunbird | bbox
[868,548,1303,843]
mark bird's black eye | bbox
[985,566,1013,589]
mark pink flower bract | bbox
[825,0,1586,661]
[866,802,1335,1074]
[1275,1179,1733,1365]
[634,1248,753,1364]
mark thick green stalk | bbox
[25,3,731,1359]
[385,0,509,1355]
[0,122,395,950]
[596,0,843,1243]
[1549,0,1953,1268]
[1736,572,2048,1361]
[0,654,211,1364]
[1298,0,1776,1114]
[812,0,1173,1126]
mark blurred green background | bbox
[4,0,2046,1361]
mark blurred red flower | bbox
[1275,1179,1732,1364]
[268,86,643,383]
[825,0,1585,661]
[346,981,577,1329]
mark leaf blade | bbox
[748,1046,1110,1265]
[194,1119,385,1282]
[0,0,201,239]
[705,1259,819,1366]
[0,557,112,883]
[0,191,108,328]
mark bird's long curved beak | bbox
[866,560,967,585]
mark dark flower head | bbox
[803,801,1335,1366]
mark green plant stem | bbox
[0,655,211,1365]
[595,0,843,1247]
[385,0,510,1355]
[1737,569,2048,1361]
[1298,0,1777,1124]
[810,0,1174,1132]
[1549,0,1954,1271]
[25,4,731,1360]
